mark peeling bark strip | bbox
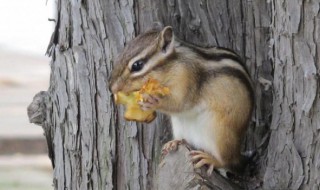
[27,0,320,189]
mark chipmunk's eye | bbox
[131,60,144,72]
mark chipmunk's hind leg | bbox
[161,139,185,155]
[190,150,223,175]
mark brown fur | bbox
[205,76,252,171]
[109,26,254,173]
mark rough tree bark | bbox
[27,0,320,189]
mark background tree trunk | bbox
[27,0,320,189]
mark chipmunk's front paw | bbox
[138,94,161,111]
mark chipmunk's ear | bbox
[159,26,174,53]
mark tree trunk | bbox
[27,0,320,189]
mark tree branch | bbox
[155,145,241,190]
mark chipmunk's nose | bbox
[110,83,117,94]
[110,82,122,94]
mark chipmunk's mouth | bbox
[116,87,140,95]
[111,81,139,94]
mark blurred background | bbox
[0,0,55,189]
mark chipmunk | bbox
[109,26,254,175]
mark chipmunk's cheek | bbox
[120,85,130,93]
[129,81,143,91]
[120,82,138,93]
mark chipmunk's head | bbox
[109,26,176,94]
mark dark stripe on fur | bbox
[131,52,178,81]
[181,42,249,74]
[153,52,178,71]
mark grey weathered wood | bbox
[27,0,320,189]
[155,145,241,190]
[262,1,320,189]
[27,91,47,126]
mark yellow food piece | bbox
[135,78,170,102]
[114,79,170,123]
[114,91,156,123]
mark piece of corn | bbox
[135,78,170,102]
[114,79,170,123]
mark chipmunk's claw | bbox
[190,150,216,175]
[138,94,161,111]
[161,139,184,155]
